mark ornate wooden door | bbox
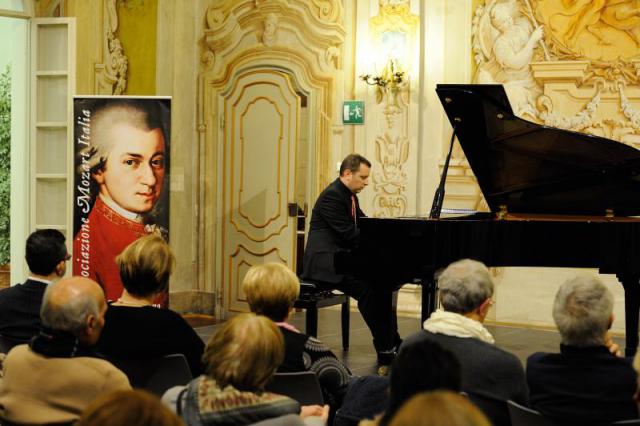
[221,69,300,313]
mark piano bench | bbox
[294,281,350,351]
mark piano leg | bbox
[618,274,640,357]
[421,275,438,325]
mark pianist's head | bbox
[339,153,371,194]
[552,275,613,347]
[438,259,494,323]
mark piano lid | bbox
[436,84,640,217]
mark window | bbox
[0,13,28,284]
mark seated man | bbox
[400,259,527,425]
[0,229,68,344]
[0,277,131,424]
[303,154,399,374]
[527,274,638,424]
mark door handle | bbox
[288,203,298,217]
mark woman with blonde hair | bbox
[78,389,183,426]
[97,234,204,375]
[242,262,352,407]
[163,313,328,426]
[388,391,490,426]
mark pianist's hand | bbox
[604,331,622,358]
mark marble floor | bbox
[194,308,626,376]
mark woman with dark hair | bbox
[96,235,204,376]
[339,340,461,426]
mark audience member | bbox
[357,339,461,426]
[0,277,130,424]
[0,229,68,345]
[242,262,352,406]
[333,376,389,426]
[400,259,527,426]
[162,313,328,426]
[77,389,183,426]
[96,235,204,376]
[388,391,491,426]
[634,351,640,411]
[527,274,638,424]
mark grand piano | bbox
[338,84,640,356]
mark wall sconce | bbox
[360,58,406,93]
[360,58,409,127]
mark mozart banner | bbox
[72,96,171,307]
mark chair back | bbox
[507,400,553,426]
[265,371,324,405]
[112,353,193,396]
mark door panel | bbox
[222,69,300,313]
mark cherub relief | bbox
[474,0,544,120]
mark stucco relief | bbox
[473,0,640,135]
[262,13,279,47]
[372,133,409,217]
[202,0,345,76]
[95,0,129,95]
[463,0,640,212]
[535,0,640,61]
[367,0,417,218]
[473,0,544,120]
[309,0,343,24]
[537,89,601,132]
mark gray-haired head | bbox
[438,259,494,314]
[553,274,613,346]
[41,277,105,339]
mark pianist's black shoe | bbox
[376,342,402,376]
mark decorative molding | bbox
[309,0,343,24]
[372,133,409,217]
[203,0,345,76]
[537,90,601,132]
[365,0,418,218]
[94,0,128,95]
[370,1,418,35]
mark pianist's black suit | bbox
[303,178,399,358]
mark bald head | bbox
[41,277,107,344]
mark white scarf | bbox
[423,309,495,344]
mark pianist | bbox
[302,154,400,375]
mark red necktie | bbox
[351,195,357,223]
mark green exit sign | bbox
[343,101,364,124]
